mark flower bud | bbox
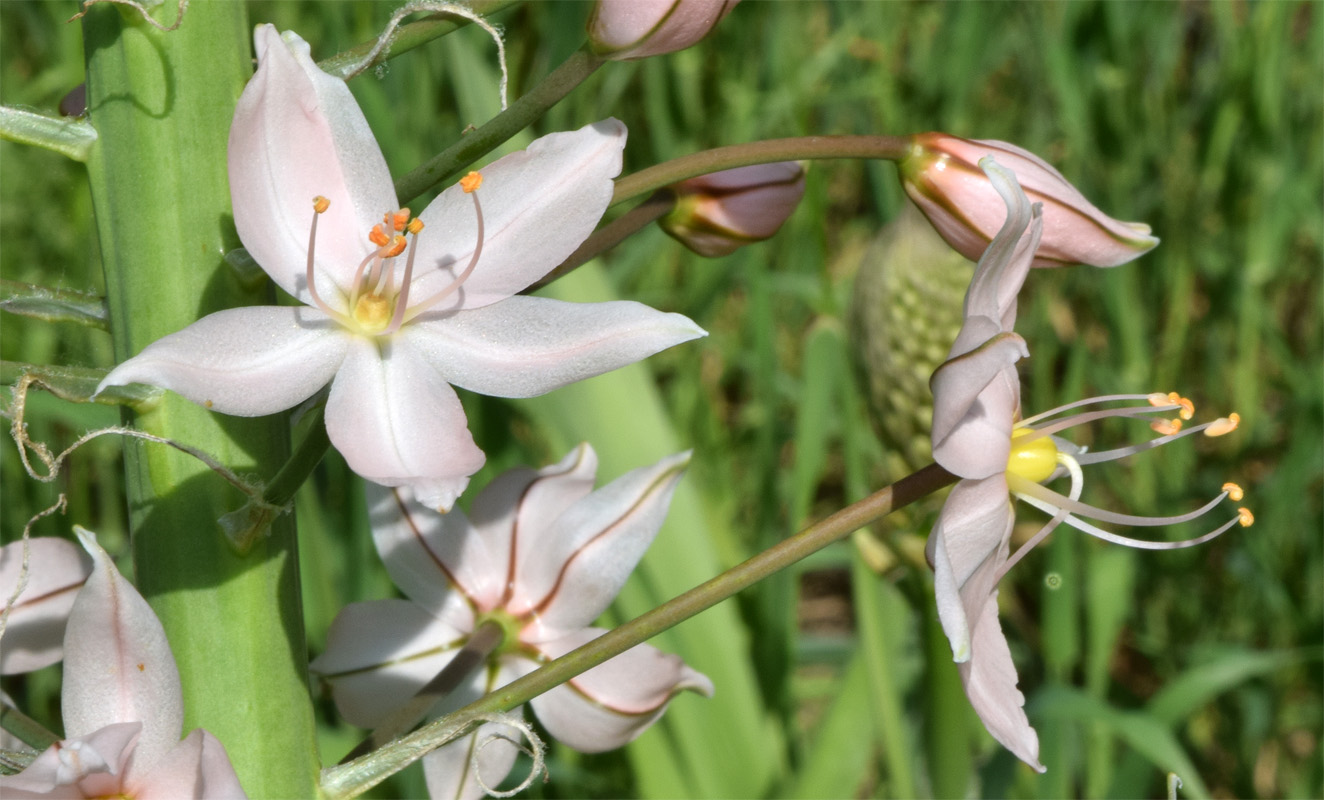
[900,132,1159,267]
[660,162,806,257]
[587,0,739,61]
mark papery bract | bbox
[0,528,245,799]
[901,132,1159,268]
[0,537,92,674]
[587,0,739,60]
[660,161,806,256]
[311,444,713,800]
[97,25,706,510]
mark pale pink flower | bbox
[0,538,92,675]
[902,132,1159,268]
[660,162,807,257]
[0,529,245,799]
[587,0,739,60]
[311,444,712,800]
[97,25,705,510]
[928,159,1248,772]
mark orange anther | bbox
[1150,418,1182,436]
[1148,392,1172,408]
[1221,482,1244,502]
[1173,395,1195,420]
[383,234,407,258]
[312,196,330,214]
[407,218,424,235]
[1237,508,1254,527]
[1205,413,1241,437]
[369,224,390,247]
[391,209,411,232]
[460,171,483,193]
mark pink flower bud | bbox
[660,162,806,257]
[900,132,1159,267]
[587,0,739,61]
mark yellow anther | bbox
[391,209,411,232]
[460,171,483,193]
[312,196,330,214]
[1150,418,1182,436]
[1204,412,1241,437]
[407,218,424,235]
[1170,394,1195,420]
[1221,482,1244,502]
[383,234,407,258]
[1148,392,1172,407]
[1237,508,1254,527]
[369,224,390,247]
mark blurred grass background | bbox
[2,1,1320,798]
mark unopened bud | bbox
[900,132,1159,268]
[587,0,739,61]
[660,162,806,257]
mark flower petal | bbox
[229,25,396,302]
[404,296,706,399]
[930,326,1025,479]
[407,120,627,310]
[958,595,1044,772]
[0,721,140,798]
[129,729,248,800]
[310,598,467,729]
[63,529,182,773]
[325,336,485,511]
[366,482,493,617]
[962,159,1041,327]
[529,628,712,752]
[0,537,92,674]
[421,659,532,800]
[511,452,689,642]
[96,306,349,417]
[929,477,1013,662]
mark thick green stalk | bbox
[81,3,318,797]
[321,463,955,799]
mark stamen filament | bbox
[1016,491,1246,551]
[1018,393,1177,427]
[1073,418,1229,465]
[1008,472,1233,527]
[1014,405,1176,445]
[401,189,486,324]
[305,198,353,328]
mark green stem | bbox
[528,191,676,292]
[339,619,506,765]
[261,403,330,510]
[316,0,522,80]
[611,135,912,208]
[320,462,955,799]
[394,47,606,204]
[81,2,318,795]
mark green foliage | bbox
[2,1,1319,798]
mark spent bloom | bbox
[660,162,807,257]
[311,444,712,800]
[0,529,246,799]
[97,25,705,510]
[901,132,1159,268]
[926,158,1249,771]
[0,537,92,675]
[587,0,739,60]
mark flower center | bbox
[1006,427,1059,484]
[303,171,488,337]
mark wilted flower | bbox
[660,162,806,257]
[0,529,246,799]
[0,537,91,675]
[926,158,1248,771]
[97,25,705,511]
[901,132,1159,268]
[311,444,712,800]
[587,0,738,60]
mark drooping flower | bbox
[0,537,92,675]
[901,132,1159,268]
[587,0,739,60]
[96,25,706,511]
[926,158,1249,772]
[311,444,712,800]
[0,528,246,799]
[660,162,807,257]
